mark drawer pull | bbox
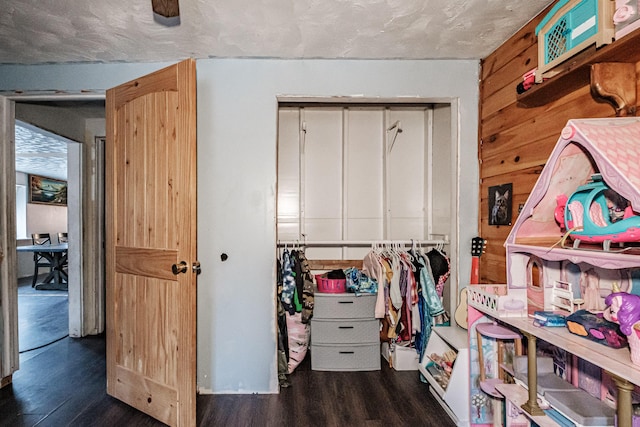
[339,351,355,354]
[338,301,354,304]
[338,326,354,329]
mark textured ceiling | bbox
[15,121,69,181]
[7,1,555,180]
[0,0,554,64]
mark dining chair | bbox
[31,233,53,287]
[57,232,69,274]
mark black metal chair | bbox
[31,233,53,287]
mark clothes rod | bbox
[276,238,449,247]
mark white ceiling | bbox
[15,121,70,181]
[0,0,553,65]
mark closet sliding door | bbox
[301,108,345,260]
[277,104,451,261]
[344,108,384,260]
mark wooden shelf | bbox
[475,306,640,427]
[517,29,640,109]
[495,384,559,427]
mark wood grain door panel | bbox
[106,59,197,427]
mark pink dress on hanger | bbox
[363,250,386,319]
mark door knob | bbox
[192,261,201,275]
[172,261,188,275]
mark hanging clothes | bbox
[289,250,302,313]
[416,254,448,362]
[388,252,403,310]
[360,242,451,362]
[397,254,414,343]
[276,258,290,387]
[279,248,311,374]
[280,249,297,315]
[426,248,451,298]
[285,311,310,374]
[363,249,386,319]
[293,250,315,324]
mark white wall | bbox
[0,58,480,394]
[26,198,68,237]
[195,59,479,393]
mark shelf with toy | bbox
[516,27,640,114]
[419,325,469,426]
[495,383,565,427]
[472,299,639,427]
[513,119,640,244]
[479,118,640,427]
[508,243,640,269]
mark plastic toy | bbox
[604,290,640,365]
[556,174,640,251]
[535,0,614,83]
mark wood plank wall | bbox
[478,2,640,284]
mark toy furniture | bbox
[476,322,523,398]
[475,323,523,427]
[535,0,614,83]
[551,281,576,313]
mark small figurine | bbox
[603,291,640,336]
[604,288,640,366]
[604,189,631,223]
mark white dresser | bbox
[310,292,380,371]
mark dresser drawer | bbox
[311,343,381,371]
[313,293,376,319]
[311,319,378,344]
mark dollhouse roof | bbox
[506,117,640,245]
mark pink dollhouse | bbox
[506,117,640,314]
[467,118,640,427]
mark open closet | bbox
[276,100,458,376]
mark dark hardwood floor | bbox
[2,279,455,426]
[1,336,454,426]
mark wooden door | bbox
[105,59,198,426]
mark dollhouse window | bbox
[528,258,543,289]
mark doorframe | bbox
[0,92,105,385]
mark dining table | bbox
[17,243,68,290]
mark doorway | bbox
[15,121,72,354]
[0,94,106,382]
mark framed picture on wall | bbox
[488,183,512,226]
[29,174,67,206]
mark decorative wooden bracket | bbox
[152,0,180,18]
[590,63,637,117]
